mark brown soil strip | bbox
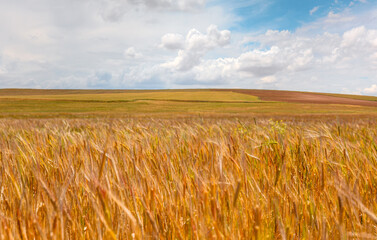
[222,89,377,107]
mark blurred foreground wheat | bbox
[0,117,377,239]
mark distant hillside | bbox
[218,89,377,107]
[1,89,377,117]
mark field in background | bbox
[1,89,377,117]
[0,91,260,102]
[226,89,377,107]
[1,117,377,239]
[320,93,377,102]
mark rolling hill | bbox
[1,88,376,117]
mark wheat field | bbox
[0,116,377,239]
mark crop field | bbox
[1,89,377,239]
[1,89,377,117]
[0,116,377,239]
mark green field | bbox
[1,89,377,117]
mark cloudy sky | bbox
[0,0,377,94]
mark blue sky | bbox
[0,0,377,94]
[225,0,375,31]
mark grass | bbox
[1,116,377,239]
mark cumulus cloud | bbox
[160,33,185,50]
[177,24,377,90]
[192,57,237,84]
[363,84,377,94]
[237,47,284,77]
[0,0,377,93]
[0,0,234,89]
[341,26,367,47]
[341,26,377,48]
[162,25,230,71]
[260,76,277,83]
[236,31,316,77]
[243,25,377,71]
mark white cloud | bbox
[238,46,285,77]
[115,20,377,90]
[193,57,237,84]
[236,31,316,77]
[174,23,377,90]
[261,76,277,83]
[162,25,231,71]
[298,7,377,35]
[325,11,355,24]
[124,47,143,58]
[99,0,207,22]
[341,26,366,47]
[0,66,7,75]
[310,6,319,15]
[0,0,235,89]
[160,33,185,50]
[129,0,206,11]
[363,84,377,94]
[0,0,376,93]
[348,0,367,6]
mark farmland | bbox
[0,89,377,239]
[1,89,377,117]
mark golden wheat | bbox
[0,117,376,239]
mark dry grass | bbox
[0,116,377,239]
